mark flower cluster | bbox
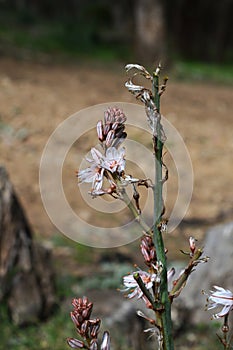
[96,107,127,148]
[67,297,110,350]
[122,234,175,309]
[203,286,233,319]
[77,146,125,196]
[76,107,129,197]
[123,268,158,303]
[122,264,175,307]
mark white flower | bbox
[77,146,126,196]
[86,147,103,165]
[122,269,157,299]
[78,165,104,190]
[103,147,125,174]
[204,286,233,319]
[77,148,104,192]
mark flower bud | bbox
[67,338,85,349]
[105,130,115,148]
[189,236,196,254]
[101,331,110,350]
[96,120,104,141]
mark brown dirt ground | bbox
[0,57,232,255]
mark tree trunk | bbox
[0,166,56,325]
[134,0,166,64]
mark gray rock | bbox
[0,166,56,325]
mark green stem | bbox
[111,172,152,235]
[120,187,152,235]
[152,70,174,350]
[133,272,158,310]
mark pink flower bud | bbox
[189,236,196,254]
[96,120,104,141]
[105,130,115,148]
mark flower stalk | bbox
[152,67,174,350]
[119,185,152,234]
[75,63,214,350]
[217,313,230,349]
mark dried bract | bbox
[125,64,152,80]
[125,64,166,142]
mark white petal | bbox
[90,148,103,163]
[217,304,231,318]
[106,147,117,159]
[118,147,126,158]
[78,166,96,183]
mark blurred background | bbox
[0,1,233,349]
[0,0,233,65]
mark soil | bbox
[0,57,232,256]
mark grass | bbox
[172,60,233,85]
[0,10,130,62]
[50,233,96,265]
[0,303,75,350]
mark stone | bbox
[0,166,56,325]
